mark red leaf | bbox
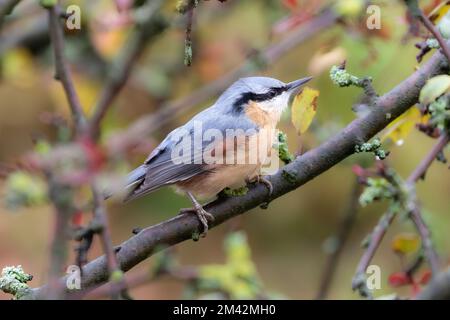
[418,270,432,285]
[388,272,411,287]
[79,137,106,172]
[72,211,83,227]
[282,0,298,11]
[352,164,366,177]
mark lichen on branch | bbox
[0,265,33,299]
[330,62,378,101]
[355,138,390,160]
[276,132,294,164]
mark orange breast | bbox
[176,101,281,200]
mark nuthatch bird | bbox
[124,76,312,236]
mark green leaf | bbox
[419,75,450,105]
[40,0,57,8]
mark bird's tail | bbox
[103,165,146,200]
[125,165,147,189]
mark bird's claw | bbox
[179,206,215,237]
[247,175,273,197]
[247,175,273,209]
[258,176,273,197]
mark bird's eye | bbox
[268,89,277,98]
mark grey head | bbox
[215,76,313,114]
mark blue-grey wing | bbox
[125,105,258,201]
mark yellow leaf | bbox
[1,48,36,88]
[334,0,364,18]
[90,28,129,61]
[429,1,450,25]
[419,75,450,105]
[382,107,427,145]
[392,233,421,255]
[291,87,319,134]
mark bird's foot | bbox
[179,206,215,237]
[247,175,273,209]
[247,175,273,197]
[259,176,273,197]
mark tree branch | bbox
[45,171,74,299]
[406,133,449,275]
[48,5,86,132]
[27,44,450,299]
[352,207,396,298]
[418,12,450,65]
[404,0,450,64]
[416,267,450,299]
[407,133,449,183]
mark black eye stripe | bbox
[231,86,286,113]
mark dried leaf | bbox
[291,87,319,135]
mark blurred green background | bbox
[0,0,448,299]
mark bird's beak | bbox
[286,76,313,92]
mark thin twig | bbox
[406,133,449,275]
[44,5,84,299]
[418,12,450,65]
[405,0,450,64]
[183,1,195,66]
[316,178,361,300]
[89,0,165,137]
[407,134,449,183]
[91,184,129,299]
[0,0,21,29]
[48,6,86,132]
[45,171,74,299]
[409,205,440,274]
[352,208,397,298]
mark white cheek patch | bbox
[258,92,290,112]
